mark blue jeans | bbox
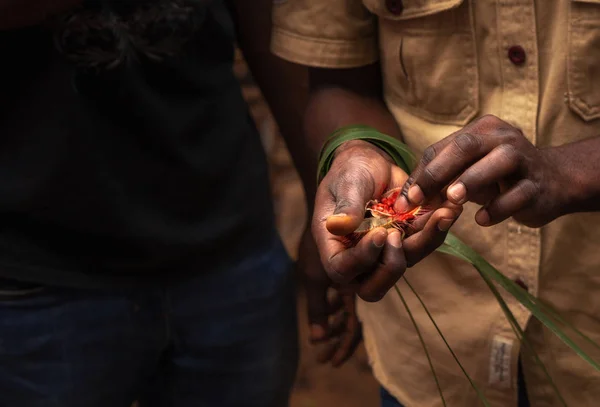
[0,236,297,407]
[380,358,531,407]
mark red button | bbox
[386,0,403,15]
[508,45,526,66]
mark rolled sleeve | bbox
[271,0,378,68]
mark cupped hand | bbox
[312,140,463,302]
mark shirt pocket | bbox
[363,0,479,126]
[567,0,600,122]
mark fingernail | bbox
[373,229,387,248]
[447,183,467,204]
[310,324,327,340]
[476,209,490,226]
[408,185,424,205]
[330,212,347,217]
[388,230,402,248]
[394,195,410,213]
[437,217,455,232]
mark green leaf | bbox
[393,284,447,407]
[478,270,567,406]
[441,234,600,373]
[401,279,491,407]
[317,125,415,184]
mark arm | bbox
[226,0,316,208]
[228,0,460,302]
[0,0,80,30]
[227,0,366,366]
[305,66,462,301]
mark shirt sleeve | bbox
[270,0,378,68]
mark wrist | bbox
[541,147,574,218]
[334,140,395,163]
[543,140,600,216]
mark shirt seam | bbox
[270,27,379,69]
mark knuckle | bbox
[462,165,486,186]
[501,130,521,145]
[509,126,525,140]
[423,166,443,185]
[333,166,376,201]
[520,179,540,201]
[480,114,504,127]
[453,133,482,156]
[487,120,523,143]
[385,256,406,276]
[422,145,438,165]
[496,143,518,159]
[327,253,359,283]
[326,262,351,284]
[495,144,521,166]
[334,198,354,213]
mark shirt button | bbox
[386,0,404,15]
[514,277,528,291]
[508,45,526,66]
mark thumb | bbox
[325,178,373,237]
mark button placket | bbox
[492,0,542,394]
[508,45,526,65]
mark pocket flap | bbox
[363,0,464,20]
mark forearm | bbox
[228,0,315,207]
[304,65,403,162]
[0,0,80,29]
[545,136,600,215]
[244,57,314,205]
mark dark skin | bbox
[226,0,360,366]
[235,11,462,362]
[304,66,463,366]
[229,2,364,366]
[398,114,600,228]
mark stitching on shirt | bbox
[272,26,377,47]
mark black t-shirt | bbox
[0,0,275,287]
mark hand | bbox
[313,140,463,302]
[399,115,569,228]
[298,227,361,367]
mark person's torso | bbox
[0,0,275,286]
[357,1,600,406]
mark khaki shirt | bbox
[272,1,600,406]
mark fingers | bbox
[306,282,335,343]
[356,229,407,302]
[446,144,522,205]
[407,133,491,204]
[404,115,520,206]
[316,294,362,367]
[330,320,362,367]
[325,227,388,284]
[403,201,463,267]
[476,179,539,226]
